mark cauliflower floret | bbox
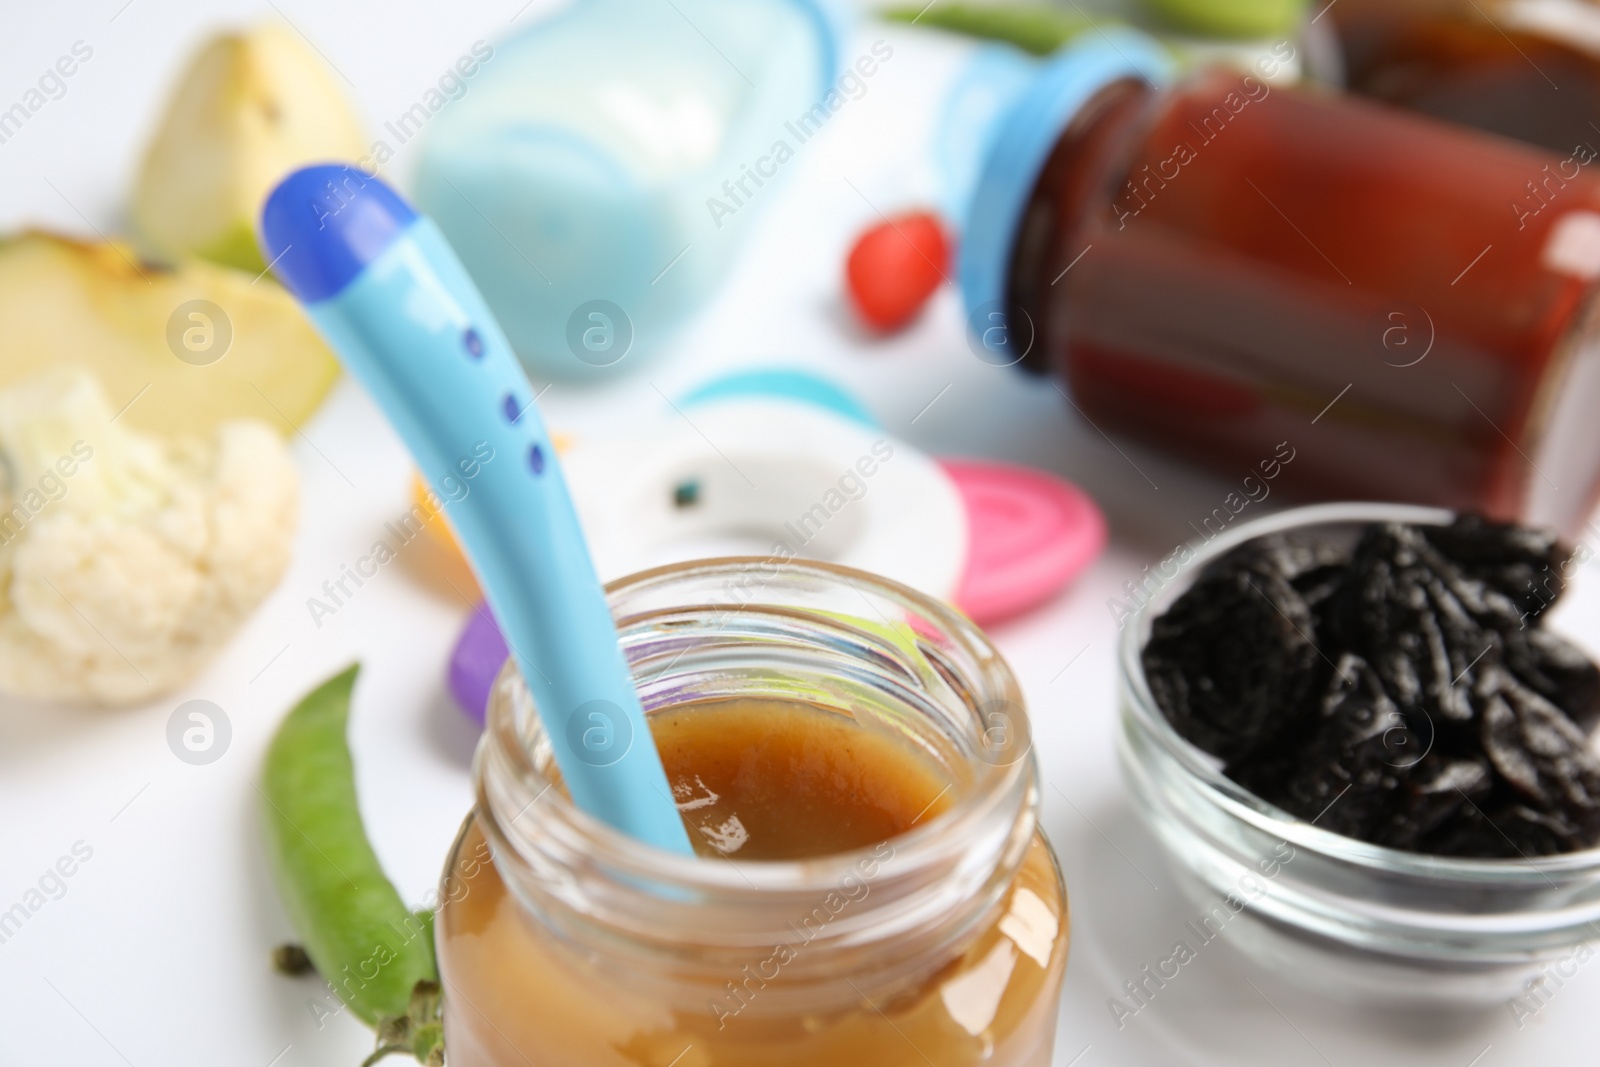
[0,368,297,705]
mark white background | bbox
[1,2,1597,1065]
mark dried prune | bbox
[1142,546,1322,762]
[1247,532,1350,583]
[1143,513,1600,857]
[1240,654,1487,851]
[1292,564,1346,619]
[1324,524,1490,727]
[1422,514,1567,626]
[1426,796,1588,859]
[1478,667,1600,839]
[1246,655,1408,842]
[1504,629,1600,732]
[1380,755,1493,852]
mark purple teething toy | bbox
[448,603,509,726]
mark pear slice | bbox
[132,23,366,273]
[0,232,339,436]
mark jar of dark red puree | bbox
[963,30,1600,539]
[1330,0,1600,154]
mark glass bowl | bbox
[1117,501,1600,1006]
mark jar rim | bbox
[478,555,1033,900]
[1118,500,1600,881]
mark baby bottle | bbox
[413,0,845,381]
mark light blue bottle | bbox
[413,0,846,383]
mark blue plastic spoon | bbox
[260,165,693,856]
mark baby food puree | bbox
[440,698,1067,1066]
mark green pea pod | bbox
[882,2,1100,56]
[261,665,439,1030]
[1144,0,1309,39]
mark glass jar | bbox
[412,0,844,382]
[1118,502,1600,1006]
[965,31,1600,540]
[435,558,1069,1066]
[1330,0,1600,153]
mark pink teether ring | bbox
[942,459,1106,624]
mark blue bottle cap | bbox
[258,164,418,303]
[958,30,1175,330]
[936,44,1043,232]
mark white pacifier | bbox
[561,371,968,600]
[447,369,1107,725]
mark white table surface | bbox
[2,3,1597,1065]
